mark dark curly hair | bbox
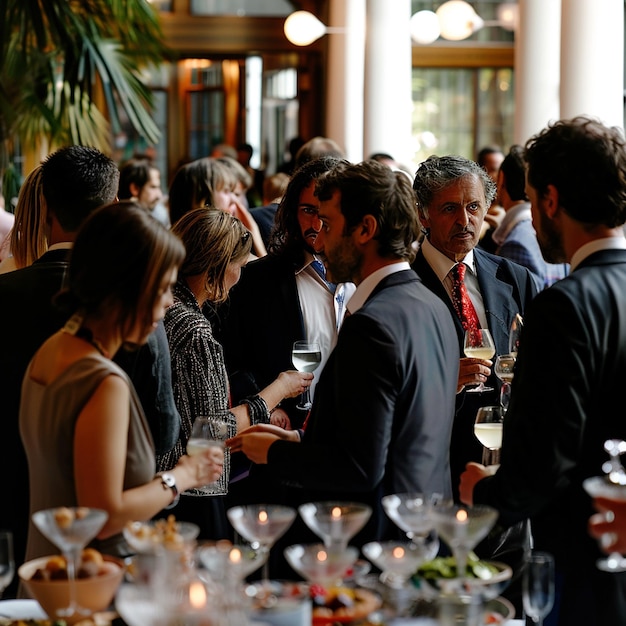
[268,156,347,265]
[525,116,626,229]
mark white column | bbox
[560,0,624,130]
[363,0,413,164]
[514,0,561,145]
[325,0,366,163]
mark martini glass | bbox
[226,504,296,584]
[362,539,437,589]
[198,540,269,583]
[583,439,626,572]
[431,504,498,581]
[284,543,358,588]
[31,507,108,619]
[298,502,372,551]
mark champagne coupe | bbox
[284,543,358,588]
[32,507,108,619]
[463,328,495,393]
[0,530,14,598]
[362,539,437,588]
[583,439,626,572]
[474,406,504,466]
[187,411,231,493]
[431,503,498,581]
[522,552,555,626]
[508,314,524,357]
[292,340,321,410]
[226,504,296,584]
[298,501,372,551]
[494,354,516,414]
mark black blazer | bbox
[268,269,460,543]
[221,254,307,428]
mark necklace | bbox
[62,313,111,359]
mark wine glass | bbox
[431,503,498,581]
[463,328,495,392]
[494,354,516,414]
[226,504,296,584]
[292,340,321,410]
[187,411,231,493]
[0,530,14,598]
[31,507,108,619]
[298,501,372,551]
[474,406,504,466]
[522,551,555,625]
[583,439,626,572]
[508,314,524,357]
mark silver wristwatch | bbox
[157,472,180,509]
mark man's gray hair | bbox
[412,154,497,218]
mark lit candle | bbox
[330,506,343,544]
[189,580,207,609]
[229,547,242,564]
[392,546,405,560]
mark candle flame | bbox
[392,546,405,559]
[258,510,268,524]
[456,509,468,523]
[331,506,342,519]
[317,550,328,562]
[189,581,207,608]
[230,547,242,563]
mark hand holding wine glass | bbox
[523,551,555,626]
[292,340,321,410]
[463,328,495,392]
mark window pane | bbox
[412,67,514,164]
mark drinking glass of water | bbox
[523,551,555,626]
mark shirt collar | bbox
[347,261,411,314]
[295,250,317,275]
[421,237,476,282]
[570,236,626,271]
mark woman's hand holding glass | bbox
[275,369,314,400]
[175,446,225,492]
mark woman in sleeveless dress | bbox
[20,201,224,560]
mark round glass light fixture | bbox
[284,10,327,46]
[410,10,441,45]
[496,2,519,31]
[436,0,484,41]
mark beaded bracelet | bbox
[239,394,271,425]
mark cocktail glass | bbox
[363,539,438,589]
[431,504,498,582]
[284,543,358,588]
[226,504,296,584]
[32,507,108,619]
[298,502,372,551]
[199,540,269,583]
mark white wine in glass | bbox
[474,405,504,466]
[292,340,321,410]
[463,328,495,392]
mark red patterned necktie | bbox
[450,262,480,333]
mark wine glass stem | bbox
[63,547,81,615]
[455,548,468,579]
[299,388,311,409]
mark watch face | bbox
[162,473,175,487]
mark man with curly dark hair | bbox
[461,117,626,626]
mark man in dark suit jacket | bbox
[228,160,459,546]
[461,117,626,626]
[412,154,540,499]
